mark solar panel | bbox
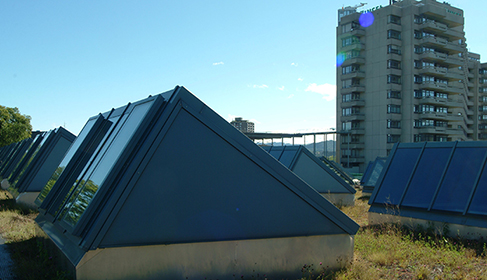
[369,141,487,231]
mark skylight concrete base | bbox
[321,193,355,207]
[15,192,40,209]
[369,212,487,240]
[66,234,354,280]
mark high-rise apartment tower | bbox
[336,0,487,172]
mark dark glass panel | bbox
[468,167,487,215]
[267,148,283,160]
[365,161,384,187]
[374,148,421,205]
[432,147,487,213]
[279,149,297,168]
[50,116,121,217]
[402,147,451,208]
[60,101,152,227]
[9,131,51,188]
[36,119,97,204]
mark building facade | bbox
[231,117,255,133]
[336,0,487,172]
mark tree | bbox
[0,105,32,148]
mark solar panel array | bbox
[369,141,487,229]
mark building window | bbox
[388,15,401,25]
[387,119,401,129]
[387,134,401,143]
[342,92,361,102]
[387,90,401,99]
[387,104,401,114]
[342,36,361,47]
[414,60,422,69]
[341,149,361,157]
[414,15,424,24]
[480,106,487,112]
[414,119,447,128]
[387,44,401,55]
[414,89,435,98]
[341,21,361,33]
[387,29,401,40]
[387,74,401,84]
[342,64,360,75]
[414,45,423,54]
[414,75,422,84]
[387,59,401,69]
[342,107,360,116]
[414,30,422,39]
[342,78,361,88]
[481,96,487,102]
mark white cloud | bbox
[291,62,298,67]
[252,84,268,89]
[287,94,295,99]
[212,62,224,66]
[305,83,336,101]
[298,78,303,81]
[278,86,285,91]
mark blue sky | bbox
[1,0,485,136]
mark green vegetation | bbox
[0,105,32,148]
[1,189,486,279]
[0,190,68,280]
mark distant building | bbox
[336,0,487,172]
[231,117,255,133]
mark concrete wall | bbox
[76,234,354,280]
[369,212,487,240]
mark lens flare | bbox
[359,12,374,27]
[336,52,346,67]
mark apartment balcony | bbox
[341,85,365,94]
[341,42,365,53]
[341,57,365,66]
[342,128,365,135]
[340,142,365,149]
[416,126,448,134]
[350,28,365,37]
[341,71,365,79]
[445,42,465,54]
[341,99,365,107]
[444,68,463,80]
[421,81,448,91]
[340,156,365,164]
[419,66,447,76]
[417,96,462,108]
[421,20,448,32]
[415,111,463,121]
[443,29,465,41]
[446,128,465,135]
[420,51,447,62]
[444,55,463,66]
[341,113,365,121]
[444,85,464,94]
[421,36,448,49]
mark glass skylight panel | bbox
[432,147,487,213]
[402,147,451,208]
[268,149,283,160]
[58,101,153,229]
[279,149,297,167]
[9,132,50,188]
[36,118,98,205]
[467,167,487,215]
[48,115,122,217]
[373,147,421,205]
